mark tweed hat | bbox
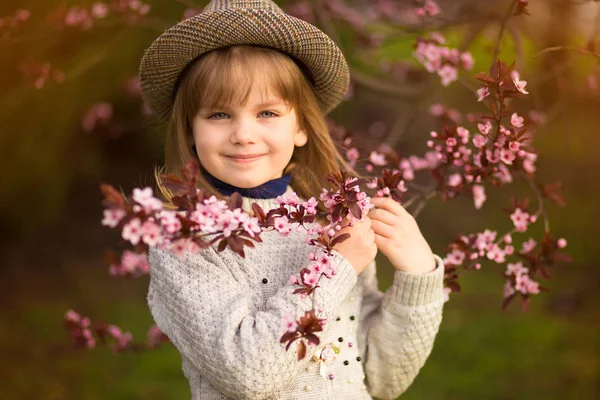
[139,0,350,122]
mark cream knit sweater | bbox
[147,189,445,400]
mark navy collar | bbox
[202,170,292,199]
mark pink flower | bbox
[369,151,387,166]
[478,120,492,135]
[510,208,530,232]
[511,71,529,94]
[438,64,458,86]
[486,148,501,164]
[473,185,486,209]
[500,148,516,165]
[302,197,318,215]
[503,281,516,298]
[65,309,81,322]
[241,218,261,238]
[506,261,528,276]
[521,238,537,253]
[473,134,487,147]
[147,325,165,348]
[281,312,298,333]
[216,211,240,237]
[477,86,490,102]
[158,210,182,234]
[511,113,524,128]
[122,218,142,245]
[132,187,163,213]
[444,249,465,265]
[486,244,506,263]
[276,192,301,207]
[141,220,162,246]
[91,3,109,18]
[289,275,299,285]
[102,208,126,228]
[447,173,462,187]
[460,52,474,70]
[273,216,292,236]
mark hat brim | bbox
[139,9,350,121]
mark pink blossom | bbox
[478,120,492,135]
[460,52,474,70]
[439,65,458,86]
[510,208,530,232]
[444,249,465,265]
[346,147,359,163]
[158,210,182,234]
[216,212,240,237]
[515,273,540,295]
[241,217,261,238]
[302,269,319,286]
[430,103,444,116]
[473,185,486,209]
[65,309,81,322]
[521,238,537,253]
[101,208,126,228]
[486,148,501,163]
[141,220,162,246]
[511,71,529,94]
[447,173,462,187]
[494,163,513,184]
[122,218,142,245]
[486,244,506,263]
[506,261,528,276]
[522,152,538,174]
[511,113,524,128]
[369,151,387,166]
[132,187,163,213]
[477,86,490,102]
[281,313,298,332]
[500,148,516,165]
[289,275,299,285]
[273,216,292,236]
[302,197,318,215]
[503,281,516,298]
[557,238,567,248]
[276,192,301,207]
[473,134,487,148]
[147,325,165,348]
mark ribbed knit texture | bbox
[147,186,446,399]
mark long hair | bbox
[154,45,351,212]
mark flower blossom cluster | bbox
[504,262,540,298]
[19,60,65,89]
[61,0,150,30]
[64,310,169,352]
[82,102,113,133]
[64,309,96,348]
[413,0,441,18]
[0,9,30,33]
[414,33,474,86]
[108,249,149,277]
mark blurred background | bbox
[1,0,599,399]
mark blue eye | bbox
[209,112,229,120]
[260,111,277,117]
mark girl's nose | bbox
[230,119,258,145]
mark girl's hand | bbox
[332,217,377,276]
[368,197,437,274]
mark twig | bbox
[492,0,518,62]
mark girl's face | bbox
[191,86,308,188]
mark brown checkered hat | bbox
[139,0,350,122]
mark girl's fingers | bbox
[368,208,396,225]
[370,219,395,238]
[371,197,407,217]
[374,232,389,248]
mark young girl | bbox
[139,1,445,399]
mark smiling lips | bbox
[224,153,265,163]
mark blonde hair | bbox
[154,45,351,212]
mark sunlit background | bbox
[1,0,599,399]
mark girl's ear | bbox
[294,128,308,147]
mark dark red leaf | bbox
[297,341,306,360]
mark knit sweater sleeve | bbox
[146,245,358,400]
[357,254,445,400]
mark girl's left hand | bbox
[368,197,437,274]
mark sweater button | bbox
[361,384,367,390]
[262,278,268,284]
[304,385,312,391]
[328,373,334,380]
[356,356,362,362]
[343,360,349,366]
[348,379,354,384]
[335,316,341,321]
[350,315,355,320]
[338,337,344,342]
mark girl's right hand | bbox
[332,217,377,275]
